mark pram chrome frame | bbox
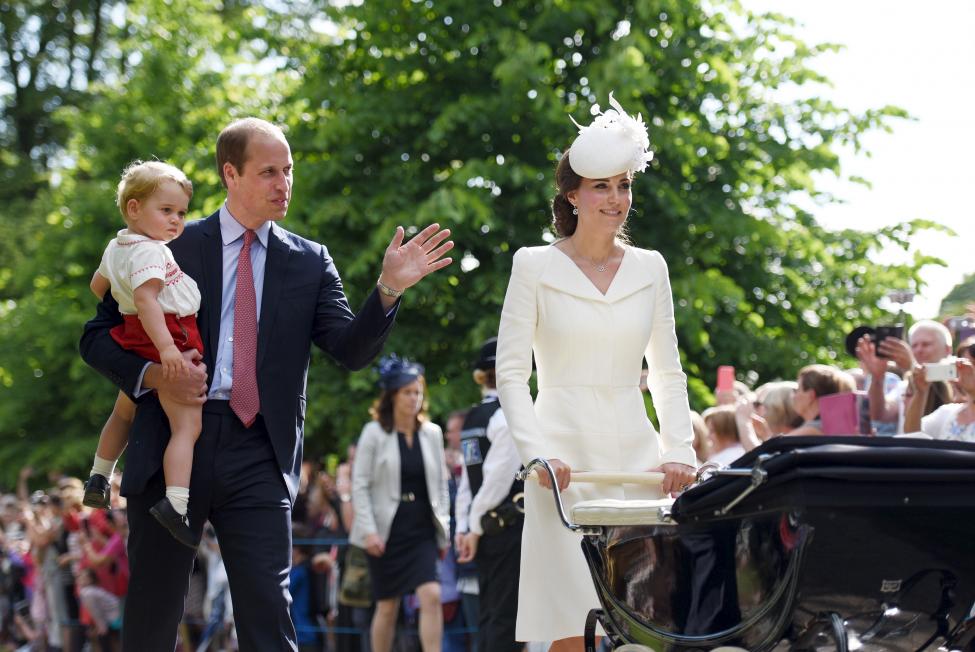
[520,437,975,652]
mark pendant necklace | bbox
[569,239,613,272]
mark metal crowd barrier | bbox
[49,535,480,639]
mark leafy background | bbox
[0,0,948,486]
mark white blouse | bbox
[920,402,975,443]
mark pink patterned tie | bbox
[230,229,260,427]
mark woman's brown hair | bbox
[797,364,856,398]
[905,370,955,416]
[703,406,739,444]
[758,381,804,433]
[552,150,583,237]
[369,376,430,433]
[956,336,975,359]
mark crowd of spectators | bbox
[0,456,472,652]
[0,470,128,652]
[693,316,975,471]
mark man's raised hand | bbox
[378,224,454,293]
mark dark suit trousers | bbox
[476,522,523,652]
[122,401,297,652]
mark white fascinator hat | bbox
[567,92,654,179]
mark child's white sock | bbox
[90,455,116,479]
[166,487,190,516]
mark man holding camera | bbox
[903,343,975,440]
[857,319,954,433]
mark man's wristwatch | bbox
[376,278,404,299]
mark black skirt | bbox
[367,432,439,600]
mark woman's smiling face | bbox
[568,172,633,234]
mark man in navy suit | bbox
[79,117,453,651]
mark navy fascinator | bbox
[376,354,425,391]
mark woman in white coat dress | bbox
[496,93,697,651]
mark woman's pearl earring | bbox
[572,206,578,215]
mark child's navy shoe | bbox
[150,498,198,549]
[82,474,111,509]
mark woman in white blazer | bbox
[349,355,450,652]
[496,93,698,650]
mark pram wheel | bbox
[826,613,849,652]
[585,608,658,652]
[792,612,850,652]
[584,609,602,652]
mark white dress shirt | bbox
[455,391,522,536]
[209,205,272,399]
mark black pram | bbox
[522,436,975,651]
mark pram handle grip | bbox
[546,471,665,485]
[518,458,604,535]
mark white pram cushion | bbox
[570,498,676,526]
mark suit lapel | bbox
[200,213,223,371]
[257,223,289,368]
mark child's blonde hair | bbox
[116,160,193,221]
[702,405,739,444]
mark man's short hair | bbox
[216,118,286,188]
[908,319,952,351]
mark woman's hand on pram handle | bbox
[526,466,667,487]
[536,458,572,491]
[654,462,697,496]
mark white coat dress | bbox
[496,244,696,643]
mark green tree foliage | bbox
[0,0,940,484]
[285,0,926,424]
[1,0,116,319]
[940,273,975,319]
[0,0,298,481]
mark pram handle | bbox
[517,458,603,535]
[537,470,666,485]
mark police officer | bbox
[455,338,524,651]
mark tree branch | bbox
[86,0,105,83]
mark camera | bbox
[845,324,905,359]
[924,360,958,382]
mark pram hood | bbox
[672,435,975,522]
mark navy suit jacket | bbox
[80,211,398,501]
